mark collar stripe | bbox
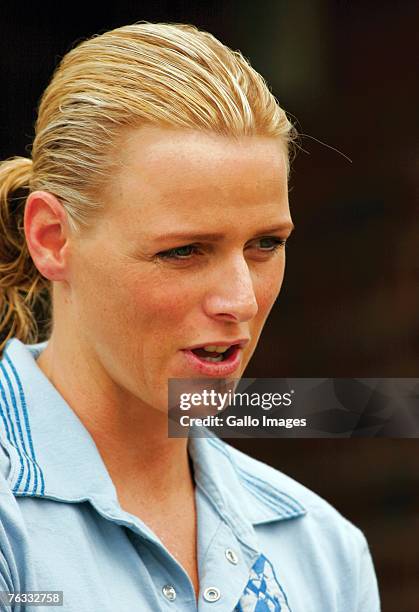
[5,353,45,496]
[0,354,45,496]
[0,363,31,493]
[207,436,306,518]
[0,376,26,491]
[236,469,302,518]
[236,468,306,515]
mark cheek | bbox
[69,255,144,341]
[118,274,204,355]
[254,259,285,315]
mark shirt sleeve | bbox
[0,554,14,612]
[355,529,381,612]
[0,498,17,612]
[0,452,41,612]
[0,466,21,607]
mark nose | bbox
[203,255,259,323]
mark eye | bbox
[154,236,287,264]
[156,244,200,260]
[253,236,286,251]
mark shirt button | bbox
[225,548,239,565]
[203,586,221,602]
[162,584,177,601]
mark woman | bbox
[0,22,379,611]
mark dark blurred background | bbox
[1,2,418,610]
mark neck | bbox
[36,329,193,511]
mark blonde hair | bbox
[0,21,297,353]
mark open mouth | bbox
[181,340,247,376]
[190,345,237,363]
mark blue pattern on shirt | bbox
[235,553,292,612]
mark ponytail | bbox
[0,157,51,355]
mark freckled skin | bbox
[64,127,293,413]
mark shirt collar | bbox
[0,338,118,505]
[188,433,306,552]
[0,338,306,548]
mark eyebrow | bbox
[149,223,295,244]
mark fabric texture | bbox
[0,339,381,611]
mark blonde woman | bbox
[0,22,379,611]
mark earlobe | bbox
[24,191,70,282]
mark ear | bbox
[24,191,71,282]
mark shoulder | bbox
[216,440,380,609]
[0,440,24,530]
[0,444,22,590]
[0,441,41,593]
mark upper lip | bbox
[184,338,250,350]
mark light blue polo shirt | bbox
[0,339,380,611]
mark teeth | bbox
[202,354,224,362]
[203,345,229,353]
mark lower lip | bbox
[181,346,242,377]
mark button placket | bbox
[225,548,239,565]
[162,584,177,601]
[193,495,259,611]
[203,586,221,602]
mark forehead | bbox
[104,126,289,230]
